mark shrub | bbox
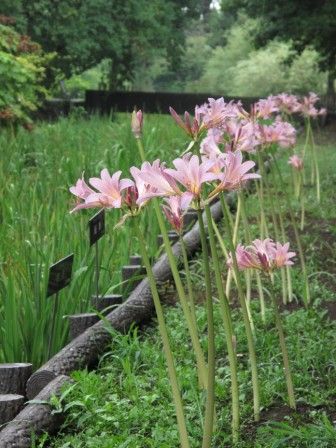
[0,17,53,128]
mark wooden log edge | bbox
[0,363,32,395]
[0,375,72,447]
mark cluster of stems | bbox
[130,126,300,446]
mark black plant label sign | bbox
[89,209,105,246]
[47,254,74,297]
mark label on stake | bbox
[47,254,74,297]
[89,209,105,246]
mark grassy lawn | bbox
[39,124,336,447]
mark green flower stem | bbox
[197,208,216,448]
[136,138,208,388]
[258,154,288,305]
[300,182,305,231]
[204,204,240,443]
[225,198,241,300]
[255,169,269,239]
[269,280,296,409]
[269,166,293,304]
[272,157,310,307]
[136,138,146,161]
[239,191,266,322]
[179,235,198,336]
[211,219,238,311]
[233,197,241,245]
[135,224,191,448]
[302,118,311,159]
[239,191,264,325]
[220,193,260,422]
[309,125,320,202]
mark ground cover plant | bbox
[37,94,336,447]
[0,113,186,366]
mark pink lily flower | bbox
[228,239,296,272]
[273,242,296,268]
[231,122,260,153]
[259,120,296,148]
[162,195,190,233]
[200,134,222,159]
[165,154,218,200]
[89,169,134,206]
[255,97,279,119]
[275,93,301,115]
[134,160,182,205]
[69,169,134,212]
[70,177,95,200]
[299,92,326,118]
[198,97,240,130]
[211,151,260,195]
[288,155,304,171]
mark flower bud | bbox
[131,110,143,139]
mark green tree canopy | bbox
[0,0,202,89]
[0,15,52,127]
[220,0,336,95]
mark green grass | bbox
[41,125,336,447]
[0,112,186,366]
[40,305,336,447]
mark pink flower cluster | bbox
[288,155,304,171]
[259,119,296,149]
[255,92,326,119]
[228,239,296,273]
[70,151,259,217]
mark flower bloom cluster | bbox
[69,170,133,212]
[255,92,326,119]
[70,150,260,217]
[288,155,304,171]
[228,239,296,273]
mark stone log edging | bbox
[0,375,72,447]
[26,196,234,401]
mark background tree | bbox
[0,0,202,90]
[0,15,52,128]
[220,0,336,102]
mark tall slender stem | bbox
[204,205,240,443]
[136,139,208,388]
[310,125,320,202]
[197,208,216,448]
[220,193,260,422]
[269,281,296,409]
[272,157,310,306]
[179,235,198,339]
[258,154,289,304]
[136,225,191,447]
[255,171,269,239]
[269,166,293,304]
[239,191,264,325]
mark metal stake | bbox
[47,291,59,359]
[95,240,99,301]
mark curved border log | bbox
[26,196,234,400]
[0,375,72,447]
